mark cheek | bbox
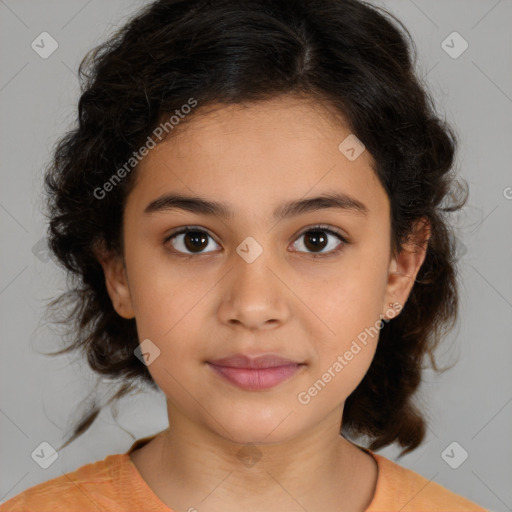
[124,240,205,336]
[297,344,377,414]
[132,281,205,345]
[306,255,388,384]
[300,312,381,412]
[312,264,387,340]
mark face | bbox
[98,95,429,446]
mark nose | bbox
[217,248,291,331]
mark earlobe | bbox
[94,245,135,320]
[382,217,431,319]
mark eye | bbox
[164,224,349,258]
[164,227,220,256]
[292,225,348,258]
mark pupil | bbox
[305,231,327,252]
[181,230,328,253]
[185,231,208,252]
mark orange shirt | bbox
[1,435,488,511]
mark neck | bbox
[136,403,374,512]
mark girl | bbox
[1,0,489,510]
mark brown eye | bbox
[303,230,329,252]
[165,228,219,255]
[164,225,348,259]
[292,226,348,258]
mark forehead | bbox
[126,96,389,223]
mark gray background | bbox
[0,0,511,510]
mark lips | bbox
[209,353,300,369]
[207,353,305,391]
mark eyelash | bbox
[163,224,349,260]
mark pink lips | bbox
[207,354,303,391]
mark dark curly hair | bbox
[40,0,468,456]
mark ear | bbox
[382,216,431,319]
[93,243,135,320]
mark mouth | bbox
[206,354,306,391]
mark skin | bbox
[96,94,430,512]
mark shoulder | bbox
[367,451,489,511]
[0,453,126,512]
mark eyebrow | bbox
[143,191,369,220]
